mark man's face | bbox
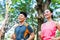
[18,14,26,22]
[44,10,52,19]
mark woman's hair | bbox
[44,9,53,13]
[49,9,53,18]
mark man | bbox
[11,12,35,40]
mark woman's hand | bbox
[38,31,42,40]
[52,37,60,40]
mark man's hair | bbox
[19,12,27,18]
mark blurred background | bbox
[0,0,60,40]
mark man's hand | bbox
[27,32,35,40]
[11,33,16,40]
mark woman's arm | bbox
[55,21,60,31]
[38,31,41,40]
[52,37,60,40]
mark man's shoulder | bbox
[24,23,29,27]
[13,23,19,28]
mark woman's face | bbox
[44,10,52,19]
[18,14,26,22]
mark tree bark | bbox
[0,0,10,40]
[35,0,51,40]
[36,0,51,31]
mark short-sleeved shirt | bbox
[41,21,57,40]
[15,25,33,40]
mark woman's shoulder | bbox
[53,21,58,25]
[41,23,46,27]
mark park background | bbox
[0,0,60,40]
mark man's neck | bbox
[19,21,25,26]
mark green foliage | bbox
[51,0,60,4]
[8,0,38,28]
[56,30,60,37]
[11,0,32,12]
[51,0,60,37]
[50,0,60,10]
[0,0,60,40]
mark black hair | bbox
[44,9,53,13]
[19,12,27,18]
[49,9,53,18]
[49,9,53,13]
[44,9,53,19]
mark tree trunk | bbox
[36,0,51,31]
[1,0,10,40]
[35,0,51,40]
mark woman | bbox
[39,9,60,40]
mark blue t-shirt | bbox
[15,25,33,40]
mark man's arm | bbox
[11,24,18,40]
[27,32,35,40]
[11,33,16,40]
[27,25,35,40]
[11,34,16,39]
